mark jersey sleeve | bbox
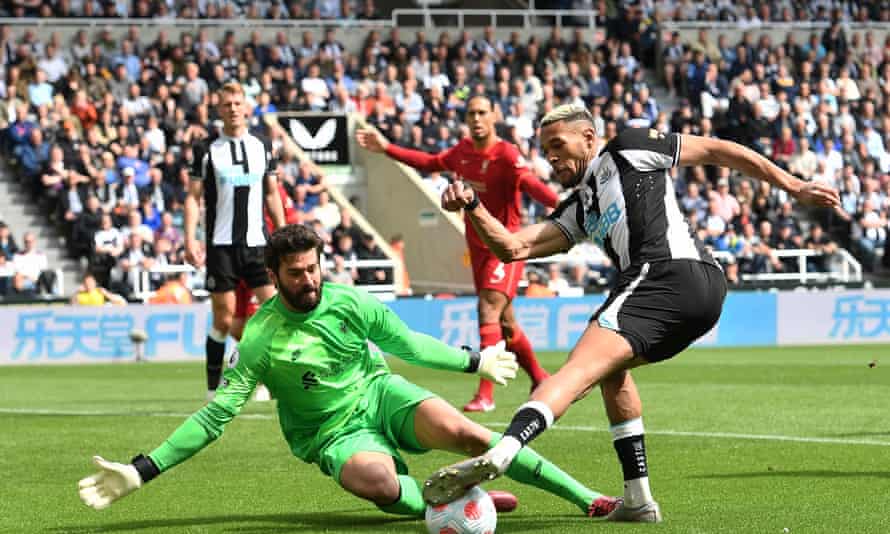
[519,171,559,209]
[546,190,587,246]
[190,140,209,182]
[607,128,681,172]
[385,143,450,174]
[147,338,268,472]
[502,143,559,208]
[356,288,470,372]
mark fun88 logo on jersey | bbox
[584,202,622,247]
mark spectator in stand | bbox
[149,272,193,305]
[325,254,356,286]
[71,272,126,306]
[854,198,886,271]
[12,232,55,295]
[5,272,37,300]
[114,232,154,297]
[312,190,340,231]
[0,223,19,260]
[15,128,49,186]
[92,213,124,287]
[681,181,708,222]
[524,270,555,298]
[709,174,741,223]
[294,159,326,209]
[546,263,573,297]
[356,231,390,285]
[805,224,838,273]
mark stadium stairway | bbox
[0,166,81,296]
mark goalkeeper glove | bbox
[78,454,159,510]
[467,341,519,386]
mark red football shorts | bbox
[469,248,525,298]
[234,280,260,320]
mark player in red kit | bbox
[357,95,558,412]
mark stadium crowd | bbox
[0,1,886,299]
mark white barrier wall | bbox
[0,303,210,365]
[777,289,890,345]
[2,289,888,365]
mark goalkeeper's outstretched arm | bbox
[78,343,265,510]
[358,289,519,385]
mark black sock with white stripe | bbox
[487,401,556,473]
[206,329,226,391]
[503,401,555,446]
[611,417,653,508]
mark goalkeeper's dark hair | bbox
[264,224,325,273]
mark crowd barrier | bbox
[2,289,888,364]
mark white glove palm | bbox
[78,456,143,510]
[477,341,519,386]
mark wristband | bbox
[131,454,161,483]
[462,345,481,373]
[465,189,480,211]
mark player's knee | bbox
[212,314,232,335]
[348,463,400,504]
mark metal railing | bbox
[133,258,397,302]
[0,7,599,31]
[520,248,862,286]
[711,248,862,284]
[391,8,598,29]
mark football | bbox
[424,485,497,534]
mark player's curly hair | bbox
[264,224,325,273]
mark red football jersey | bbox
[264,182,300,232]
[387,138,558,251]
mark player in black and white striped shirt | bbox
[425,104,841,522]
[184,82,286,399]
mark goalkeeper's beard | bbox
[279,280,323,313]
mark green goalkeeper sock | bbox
[491,432,601,513]
[377,475,426,517]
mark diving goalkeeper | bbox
[78,224,619,519]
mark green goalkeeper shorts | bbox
[318,374,436,483]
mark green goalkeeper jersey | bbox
[148,283,472,471]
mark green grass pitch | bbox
[1,345,888,533]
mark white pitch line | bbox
[484,422,890,447]
[0,407,273,420]
[2,408,889,447]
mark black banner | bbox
[278,113,350,165]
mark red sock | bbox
[507,327,549,385]
[476,323,502,400]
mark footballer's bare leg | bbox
[413,397,617,516]
[425,326,639,501]
[500,301,550,392]
[339,452,405,508]
[251,283,277,303]
[206,290,235,399]
[463,289,509,412]
[600,370,661,521]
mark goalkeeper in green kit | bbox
[78,224,619,518]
